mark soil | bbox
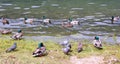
[70,56,119,64]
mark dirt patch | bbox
[70,56,120,64]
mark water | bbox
[0,17,120,43]
[0,0,120,43]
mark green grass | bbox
[0,36,120,64]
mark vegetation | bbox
[0,36,120,64]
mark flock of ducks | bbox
[1,15,119,28]
[5,36,102,57]
[1,16,80,28]
[2,16,118,57]
[0,27,102,56]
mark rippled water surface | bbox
[0,0,120,43]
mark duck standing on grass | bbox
[11,29,23,40]
[77,42,83,53]
[6,42,17,53]
[93,36,103,49]
[32,42,46,57]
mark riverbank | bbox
[0,36,120,64]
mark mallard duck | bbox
[42,16,52,24]
[1,17,9,25]
[32,42,46,57]
[11,29,23,40]
[111,16,119,24]
[23,17,34,24]
[93,36,102,49]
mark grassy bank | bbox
[0,36,120,64]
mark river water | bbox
[0,17,120,44]
[0,0,120,43]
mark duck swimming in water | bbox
[0,29,12,34]
[1,17,9,25]
[42,16,52,25]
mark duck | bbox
[62,21,73,28]
[32,42,46,57]
[111,16,120,24]
[0,29,12,34]
[1,17,9,25]
[23,17,34,24]
[42,16,51,24]
[93,36,103,49]
[68,18,80,25]
[11,29,23,40]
